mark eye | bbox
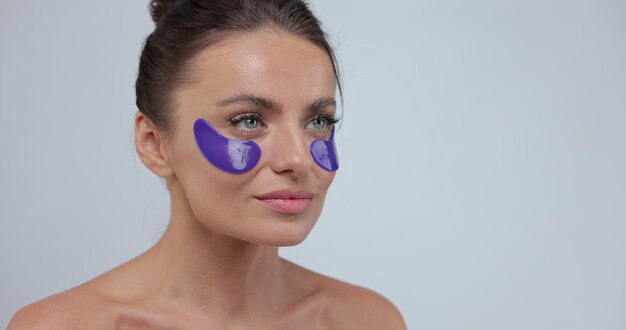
[241,118,260,129]
[309,117,327,130]
[306,114,339,131]
[227,112,265,135]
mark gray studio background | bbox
[1,0,625,328]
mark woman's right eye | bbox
[227,112,264,134]
[240,118,259,129]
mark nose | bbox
[268,125,313,178]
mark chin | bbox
[265,235,308,247]
[248,222,314,247]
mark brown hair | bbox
[135,0,343,141]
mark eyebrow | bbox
[216,94,279,111]
[215,94,336,113]
[307,97,337,113]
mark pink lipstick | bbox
[255,190,314,214]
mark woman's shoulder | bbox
[281,258,407,329]
[321,279,407,329]
[8,285,104,329]
[10,259,407,329]
[8,263,137,329]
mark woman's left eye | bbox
[307,117,327,130]
[306,115,337,130]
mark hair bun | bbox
[150,0,178,24]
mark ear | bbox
[134,111,174,178]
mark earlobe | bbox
[134,112,174,178]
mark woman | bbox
[9,0,406,328]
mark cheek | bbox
[315,169,336,197]
[172,138,253,220]
[322,168,337,185]
[184,168,261,235]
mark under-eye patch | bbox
[193,118,339,174]
[193,118,261,174]
[310,127,339,172]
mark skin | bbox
[9,29,406,329]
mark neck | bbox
[139,177,288,320]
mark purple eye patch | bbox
[310,127,339,172]
[193,118,339,174]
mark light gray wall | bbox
[1,0,625,328]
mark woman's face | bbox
[164,30,338,247]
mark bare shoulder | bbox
[322,278,407,329]
[282,259,407,329]
[8,287,94,329]
[8,252,156,329]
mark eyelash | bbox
[310,113,340,126]
[226,112,341,134]
[227,112,264,125]
[227,112,264,135]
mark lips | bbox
[255,189,314,214]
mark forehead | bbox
[177,29,337,112]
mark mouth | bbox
[254,189,314,215]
